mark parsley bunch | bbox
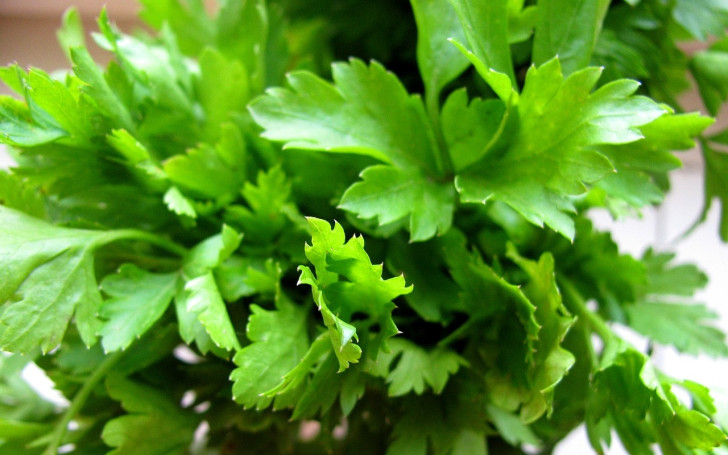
[1,0,727,454]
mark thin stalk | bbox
[97,229,187,257]
[43,350,125,455]
[437,317,479,348]
[424,85,453,178]
[558,277,613,343]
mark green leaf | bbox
[249,59,441,174]
[691,46,728,116]
[0,95,66,147]
[0,354,56,422]
[298,266,362,372]
[339,165,455,242]
[103,375,197,455]
[507,247,576,416]
[533,0,606,76]
[175,226,242,354]
[455,58,665,238]
[57,8,85,61]
[641,250,708,297]
[672,0,728,41]
[448,38,517,103]
[386,233,460,322]
[163,137,245,200]
[508,2,538,44]
[0,171,46,219]
[99,264,177,352]
[163,186,197,219]
[449,0,516,85]
[663,409,727,450]
[138,0,215,56]
[95,10,195,118]
[387,395,487,455]
[231,302,309,409]
[441,88,510,172]
[197,48,250,140]
[183,224,242,274]
[250,59,454,241]
[70,46,135,132]
[700,143,728,241]
[214,0,270,92]
[224,165,305,247]
[625,302,728,357]
[592,112,711,215]
[216,257,280,301]
[290,352,343,419]
[384,338,467,396]
[184,271,241,351]
[22,69,94,143]
[0,206,108,353]
[486,404,540,446]
[410,0,469,106]
[298,218,412,370]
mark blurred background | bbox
[1,1,726,454]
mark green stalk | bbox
[558,277,614,343]
[424,84,453,178]
[43,350,125,455]
[97,229,188,257]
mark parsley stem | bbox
[425,87,453,177]
[43,350,125,455]
[558,277,614,342]
[98,229,188,257]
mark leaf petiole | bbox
[96,229,188,257]
[43,350,125,455]
[558,277,614,343]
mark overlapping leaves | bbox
[251,48,673,241]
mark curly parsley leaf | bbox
[298,218,411,371]
[507,247,576,419]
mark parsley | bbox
[1,0,727,453]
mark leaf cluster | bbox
[1,1,727,454]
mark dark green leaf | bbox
[103,375,198,455]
